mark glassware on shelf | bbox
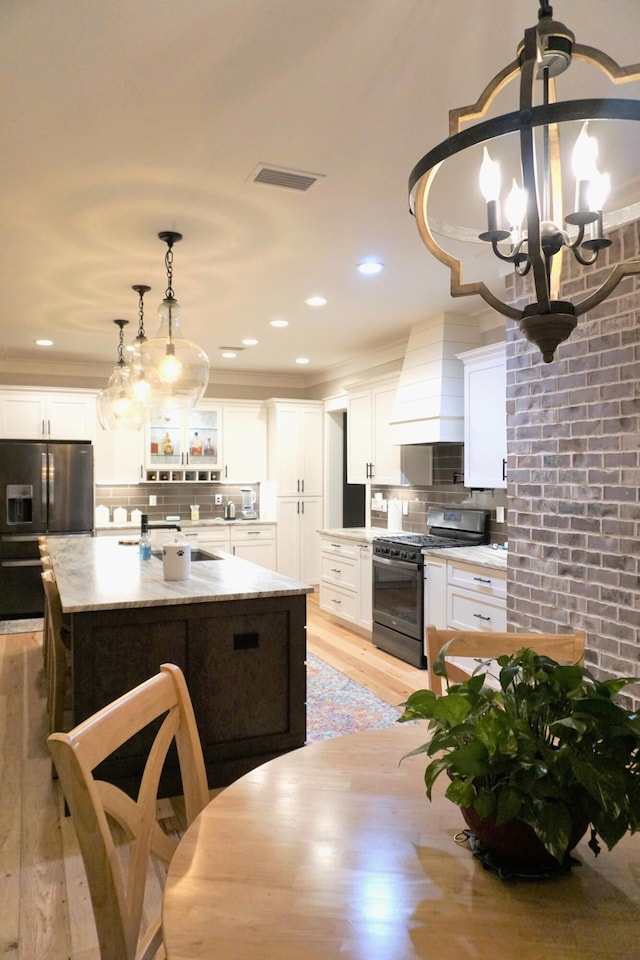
[162,432,174,455]
[190,433,203,456]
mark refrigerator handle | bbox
[41,453,47,511]
[48,451,55,506]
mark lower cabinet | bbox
[446,560,507,632]
[276,497,323,583]
[229,524,276,570]
[319,536,373,631]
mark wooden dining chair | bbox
[47,663,210,960]
[426,625,587,695]
[41,569,70,737]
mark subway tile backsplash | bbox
[370,443,507,544]
[94,482,259,524]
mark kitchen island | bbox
[47,536,312,794]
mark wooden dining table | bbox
[162,724,640,960]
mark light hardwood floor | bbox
[0,594,427,959]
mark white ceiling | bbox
[1,0,639,384]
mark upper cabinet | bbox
[458,342,507,489]
[0,389,96,441]
[267,400,323,496]
[348,379,400,484]
[347,378,432,486]
[221,402,267,482]
[143,402,222,480]
[94,428,145,485]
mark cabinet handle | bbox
[297,479,300,493]
[246,531,260,536]
[47,419,51,436]
[41,419,45,436]
[473,576,492,584]
[502,458,507,481]
[297,501,300,514]
[330,543,342,548]
[473,613,491,621]
[332,598,342,605]
[301,501,305,514]
[330,567,342,573]
[369,462,375,479]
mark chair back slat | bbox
[426,626,586,695]
[48,663,209,960]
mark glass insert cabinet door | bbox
[147,406,221,468]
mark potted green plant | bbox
[398,645,640,871]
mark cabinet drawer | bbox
[320,553,358,590]
[230,524,275,543]
[447,585,507,632]
[319,582,358,624]
[447,561,506,599]
[182,528,230,545]
[319,537,359,561]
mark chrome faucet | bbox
[140,514,182,534]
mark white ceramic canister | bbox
[162,542,191,581]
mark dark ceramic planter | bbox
[460,805,589,870]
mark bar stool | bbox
[40,570,71,743]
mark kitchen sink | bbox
[151,549,222,562]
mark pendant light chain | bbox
[165,242,175,301]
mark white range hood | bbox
[389,312,483,444]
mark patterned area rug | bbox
[306,652,401,742]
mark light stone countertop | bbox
[318,526,403,544]
[46,536,311,614]
[423,543,508,571]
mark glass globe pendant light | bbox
[97,319,146,431]
[127,283,152,405]
[135,231,209,413]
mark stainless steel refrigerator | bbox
[0,440,94,618]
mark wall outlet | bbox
[215,494,223,505]
[149,494,157,506]
[496,506,505,523]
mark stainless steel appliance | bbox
[0,440,94,618]
[371,507,489,668]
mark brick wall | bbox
[505,220,640,707]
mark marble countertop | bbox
[423,544,508,571]
[318,526,403,544]
[46,536,311,614]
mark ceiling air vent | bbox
[250,164,324,192]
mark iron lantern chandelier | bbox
[409,0,640,362]
[131,231,209,412]
[97,318,145,431]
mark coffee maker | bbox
[240,487,257,519]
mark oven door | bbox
[372,554,423,642]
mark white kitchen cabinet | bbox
[276,496,322,583]
[94,427,145,484]
[424,556,448,630]
[144,402,222,481]
[267,400,323,496]
[446,559,507,632]
[229,523,276,570]
[221,402,267,482]
[458,342,507,489]
[347,378,432,486]
[319,535,372,631]
[0,388,95,441]
[356,541,373,630]
[348,379,399,484]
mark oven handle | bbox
[373,555,420,572]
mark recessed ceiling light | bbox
[221,351,237,359]
[242,338,258,346]
[357,260,384,276]
[305,296,327,307]
[270,319,289,328]
[35,339,53,347]
[295,357,310,365]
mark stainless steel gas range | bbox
[371,507,489,668]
